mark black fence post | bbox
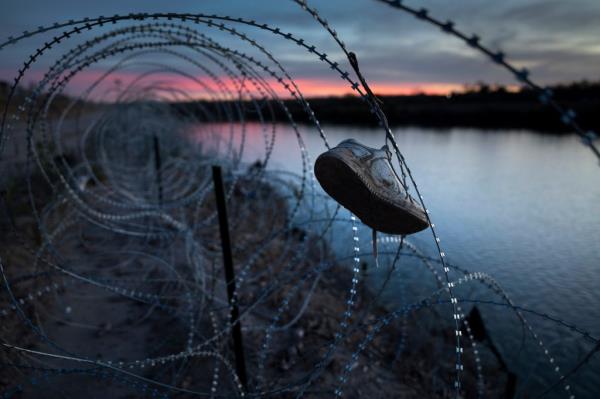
[153,135,163,206]
[212,165,248,392]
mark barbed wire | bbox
[375,0,600,162]
[0,2,596,398]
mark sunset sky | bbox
[1,0,599,98]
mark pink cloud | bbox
[4,67,466,100]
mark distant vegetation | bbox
[3,80,600,132]
[0,81,99,117]
[172,80,600,133]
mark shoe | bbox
[314,139,429,235]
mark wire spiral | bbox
[0,2,597,398]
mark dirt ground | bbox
[0,143,510,398]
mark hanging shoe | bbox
[314,139,429,235]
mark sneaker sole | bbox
[314,151,429,235]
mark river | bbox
[192,122,600,398]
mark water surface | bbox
[195,123,600,397]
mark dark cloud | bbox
[501,0,600,31]
[1,0,599,91]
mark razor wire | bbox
[374,0,600,161]
[0,2,597,399]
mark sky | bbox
[1,0,599,98]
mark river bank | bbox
[171,82,600,133]
[0,132,511,397]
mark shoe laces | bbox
[382,144,410,197]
